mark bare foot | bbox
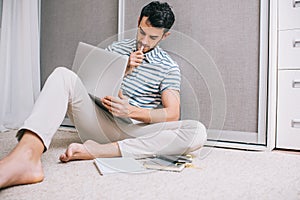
[59,140,122,162]
[59,143,94,162]
[0,131,45,189]
[0,148,44,189]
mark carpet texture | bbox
[0,129,300,200]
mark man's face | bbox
[136,17,170,53]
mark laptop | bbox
[72,42,132,123]
[72,42,128,98]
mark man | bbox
[0,1,206,188]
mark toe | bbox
[59,153,69,162]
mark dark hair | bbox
[139,1,175,33]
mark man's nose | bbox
[141,37,148,46]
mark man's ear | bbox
[162,32,171,40]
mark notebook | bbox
[143,157,186,172]
[94,158,147,175]
[142,154,193,172]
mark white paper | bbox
[94,157,147,175]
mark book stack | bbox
[142,155,193,172]
[94,155,193,175]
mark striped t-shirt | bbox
[106,39,181,109]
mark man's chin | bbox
[143,47,155,53]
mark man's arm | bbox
[129,89,180,123]
[101,89,180,123]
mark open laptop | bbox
[72,42,132,123]
[72,42,128,98]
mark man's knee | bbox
[51,67,76,79]
[183,120,207,152]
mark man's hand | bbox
[101,91,132,118]
[126,46,144,75]
[101,89,180,124]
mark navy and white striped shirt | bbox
[106,39,181,109]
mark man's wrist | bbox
[127,104,136,118]
[127,105,151,123]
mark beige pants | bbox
[17,67,207,158]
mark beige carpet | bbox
[1,129,300,200]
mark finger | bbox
[109,101,121,110]
[135,51,144,55]
[103,96,113,101]
[137,45,145,53]
[132,50,144,58]
[132,58,143,65]
[109,96,123,104]
[140,45,145,51]
[135,54,145,59]
[102,98,122,110]
[129,63,140,68]
[118,90,124,99]
[103,96,121,104]
[131,57,143,64]
[101,99,112,110]
[131,60,142,66]
[119,92,128,101]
